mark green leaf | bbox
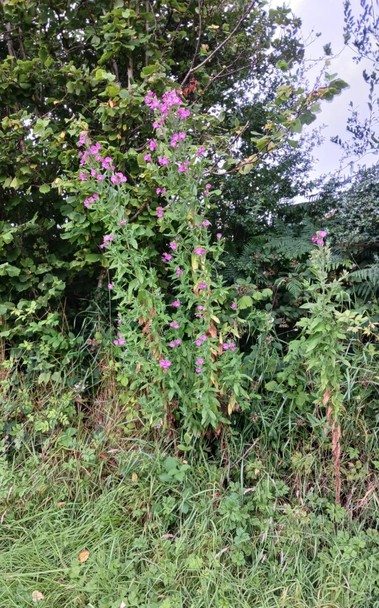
[140,64,158,78]
[238,295,253,309]
[0,263,20,277]
[84,253,101,263]
[265,380,279,391]
[39,184,51,194]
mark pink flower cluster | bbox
[113,332,125,346]
[144,89,191,122]
[84,193,99,208]
[198,219,211,228]
[100,234,113,249]
[110,172,127,186]
[195,357,204,374]
[178,160,190,173]
[144,90,183,116]
[222,341,236,351]
[170,132,186,147]
[77,132,127,187]
[195,334,207,347]
[159,359,172,370]
[311,230,327,246]
[168,339,182,348]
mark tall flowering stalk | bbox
[284,233,369,503]
[76,90,248,436]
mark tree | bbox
[0,0,347,378]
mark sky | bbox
[281,0,377,180]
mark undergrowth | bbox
[1,409,379,608]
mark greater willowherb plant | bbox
[74,90,250,437]
[281,230,372,503]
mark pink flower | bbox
[162,90,183,108]
[205,183,211,190]
[159,359,172,369]
[78,131,89,147]
[196,335,207,346]
[177,108,190,120]
[79,171,88,181]
[216,233,222,239]
[117,172,127,182]
[119,220,126,226]
[149,140,157,151]
[171,300,181,307]
[195,367,203,374]
[194,247,206,255]
[144,153,152,162]
[97,174,105,181]
[144,90,159,109]
[157,206,164,218]
[198,282,207,290]
[169,241,177,250]
[110,172,127,186]
[102,235,114,246]
[158,156,170,166]
[153,121,161,129]
[178,132,186,140]
[162,252,172,262]
[202,220,211,227]
[229,343,236,351]
[176,267,183,277]
[178,163,189,173]
[197,305,204,311]
[170,133,179,147]
[312,230,327,246]
[196,358,204,365]
[102,156,113,170]
[196,146,205,156]
[90,143,101,154]
[223,343,229,350]
[108,283,114,290]
[168,341,176,348]
[231,302,238,310]
[175,338,181,346]
[169,321,179,329]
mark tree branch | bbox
[181,0,203,87]
[181,0,257,84]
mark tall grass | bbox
[1,424,378,608]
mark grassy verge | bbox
[1,427,379,608]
